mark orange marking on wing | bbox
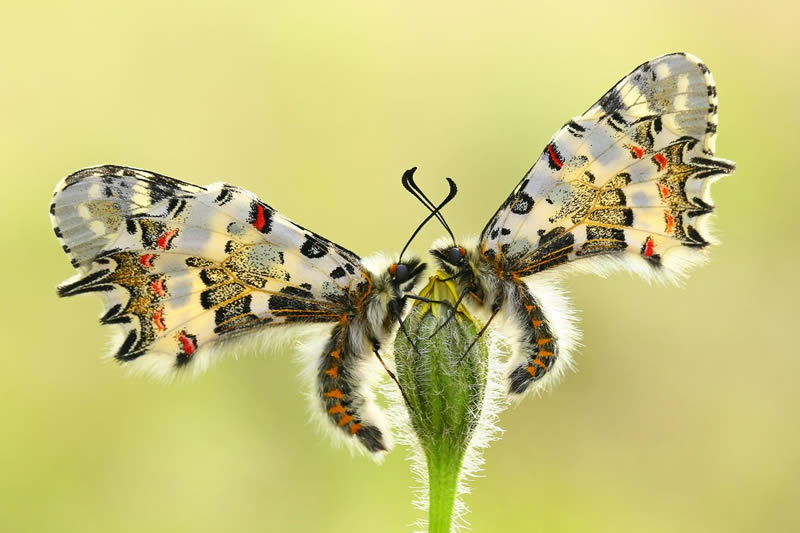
[156,229,179,250]
[536,338,552,345]
[177,333,196,356]
[324,366,339,378]
[138,253,155,268]
[653,153,668,171]
[664,211,676,233]
[324,389,344,399]
[349,423,363,434]
[337,415,354,426]
[151,278,166,297]
[328,404,346,415]
[153,308,166,332]
[643,237,656,257]
[630,145,644,159]
[658,183,670,198]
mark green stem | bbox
[427,446,462,533]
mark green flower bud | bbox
[393,271,500,533]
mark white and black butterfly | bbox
[49,166,453,453]
[430,53,736,395]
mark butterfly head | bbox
[430,244,468,277]
[388,256,427,294]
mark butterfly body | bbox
[51,165,425,453]
[432,52,735,396]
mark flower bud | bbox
[394,271,491,532]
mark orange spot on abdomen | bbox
[328,404,346,415]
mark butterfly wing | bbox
[481,53,735,281]
[51,166,392,452]
[475,54,734,396]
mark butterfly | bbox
[430,53,736,395]
[49,165,454,454]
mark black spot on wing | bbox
[214,294,253,326]
[115,330,141,362]
[598,88,623,114]
[300,235,328,259]
[683,225,709,248]
[510,192,534,215]
[214,185,237,206]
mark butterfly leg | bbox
[317,325,388,453]
[507,283,560,395]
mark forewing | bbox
[51,165,369,376]
[481,53,735,280]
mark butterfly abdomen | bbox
[501,281,562,395]
[317,323,389,453]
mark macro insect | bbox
[49,165,454,454]
[430,53,736,395]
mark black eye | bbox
[391,263,409,283]
[447,247,464,265]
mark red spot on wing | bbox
[643,237,655,257]
[177,332,196,356]
[156,229,179,250]
[252,203,267,231]
[664,211,675,234]
[653,153,667,171]
[139,253,155,268]
[658,183,670,199]
[546,143,564,169]
[151,278,166,297]
[153,308,166,332]
[629,145,644,159]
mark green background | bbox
[2,1,797,532]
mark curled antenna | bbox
[402,167,458,247]
[398,167,458,263]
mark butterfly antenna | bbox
[398,168,458,263]
[402,168,458,246]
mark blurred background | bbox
[2,1,797,531]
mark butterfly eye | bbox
[390,263,410,283]
[447,247,465,265]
